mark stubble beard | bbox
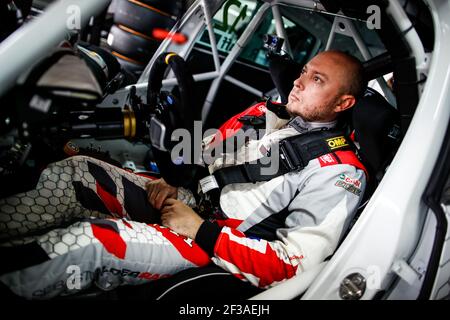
[287,91,340,122]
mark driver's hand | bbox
[146,178,178,210]
[161,198,204,240]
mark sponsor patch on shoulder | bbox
[335,173,362,196]
[318,154,338,166]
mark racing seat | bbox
[336,86,400,245]
[351,86,400,201]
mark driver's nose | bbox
[293,77,304,91]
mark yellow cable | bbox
[164,53,177,65]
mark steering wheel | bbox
[147,52,201,188]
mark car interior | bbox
[0,0,434,300]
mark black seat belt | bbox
[199,128,354,195]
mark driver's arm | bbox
[193,165,366,288]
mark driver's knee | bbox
[0,220,104,298]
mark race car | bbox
[0,0,449,300]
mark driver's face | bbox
[286,52,348,122]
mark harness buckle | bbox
[279,139,305,171]
[238,115,265,126]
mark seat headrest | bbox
[352,87,400,176]
[268,54,302,104]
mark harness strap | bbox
[200,129,357,194]
[334,150,369,179]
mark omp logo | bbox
[326,136,349,150]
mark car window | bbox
[326,19,387,61]
[194,0,319,68]
[239,11,318,68]
[195,0,263,56]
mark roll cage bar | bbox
[0,0,427,120]
[134,0,427,120]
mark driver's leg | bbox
[0,155,158,242]
[0,218,210,299]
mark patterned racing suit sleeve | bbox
[195,162,366,288]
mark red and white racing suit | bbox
[0,103,366,299]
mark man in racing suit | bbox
[0,51,367,299]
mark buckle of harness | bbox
[279,139,305,171]
[238,115,265,126]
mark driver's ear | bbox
[334,94,356,113]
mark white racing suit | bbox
[0,103,367,299]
